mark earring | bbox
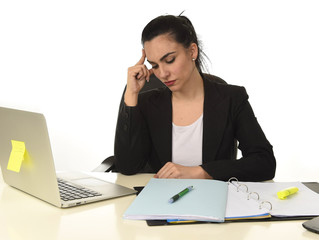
[192,58,196,61]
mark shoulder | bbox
[203,74,248,102]
[216,83,248,101]
[137,86,170,107]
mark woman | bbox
[114,14,276,181]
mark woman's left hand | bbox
[154,162,212,179]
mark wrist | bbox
[194,166,213,179]
[124,90,138,106]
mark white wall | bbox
[1,0,318,181]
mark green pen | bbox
[168,186,194,203]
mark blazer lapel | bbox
[202,79,230,163]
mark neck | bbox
[172,69,204,101]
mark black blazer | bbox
[114,75,276,181]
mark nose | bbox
[157,66,170,80]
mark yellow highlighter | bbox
[277,187,299,200]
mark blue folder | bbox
[123,178,228,222]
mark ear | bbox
[189,43,199,60]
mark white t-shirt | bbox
[172,114,203,166]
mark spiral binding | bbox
[227,177,272,211]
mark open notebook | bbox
[123,178,319,223]
[226,179,319,220]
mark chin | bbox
[167,85,181,92]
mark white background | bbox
[1,0,318,181]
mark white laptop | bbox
[0,106,136,208]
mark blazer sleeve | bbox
[201,87,276,181]
[113,91,151,175]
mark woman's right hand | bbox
[124,50,153,106]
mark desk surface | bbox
[0,171,318,240]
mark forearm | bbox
[124,89,139,107]
[202,151,276,182]
[194,166,213,179]
[114,101,150,174]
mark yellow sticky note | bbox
[7,140,26,173]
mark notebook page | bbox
[225,182,270,220]
[243,182,319,217]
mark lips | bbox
[164,80,176,86]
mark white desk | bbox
[0,171,318,240]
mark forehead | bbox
[144,34,183,62]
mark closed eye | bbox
[147,52,176,69]
[151,64,158,69]
[166,57,175,64]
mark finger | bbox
[130,65,145,80]
[136,65,148,80]
[157,163,174,178]
[128,68,141,82]
[135,49,146,66]
[142,65,152,82]
[156,162,169,177]
[146,68,153,82]
[141,65,148,80]
[155,167,165,178]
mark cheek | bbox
[171,59,189,76]
[175,59,193,77]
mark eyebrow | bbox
[147,51,176,65]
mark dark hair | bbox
[141,14,208,74]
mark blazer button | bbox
[123,124,128,131]
[124,112,129,118]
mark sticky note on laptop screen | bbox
[7,140,26,173]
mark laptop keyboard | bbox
[57,178,102,201]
